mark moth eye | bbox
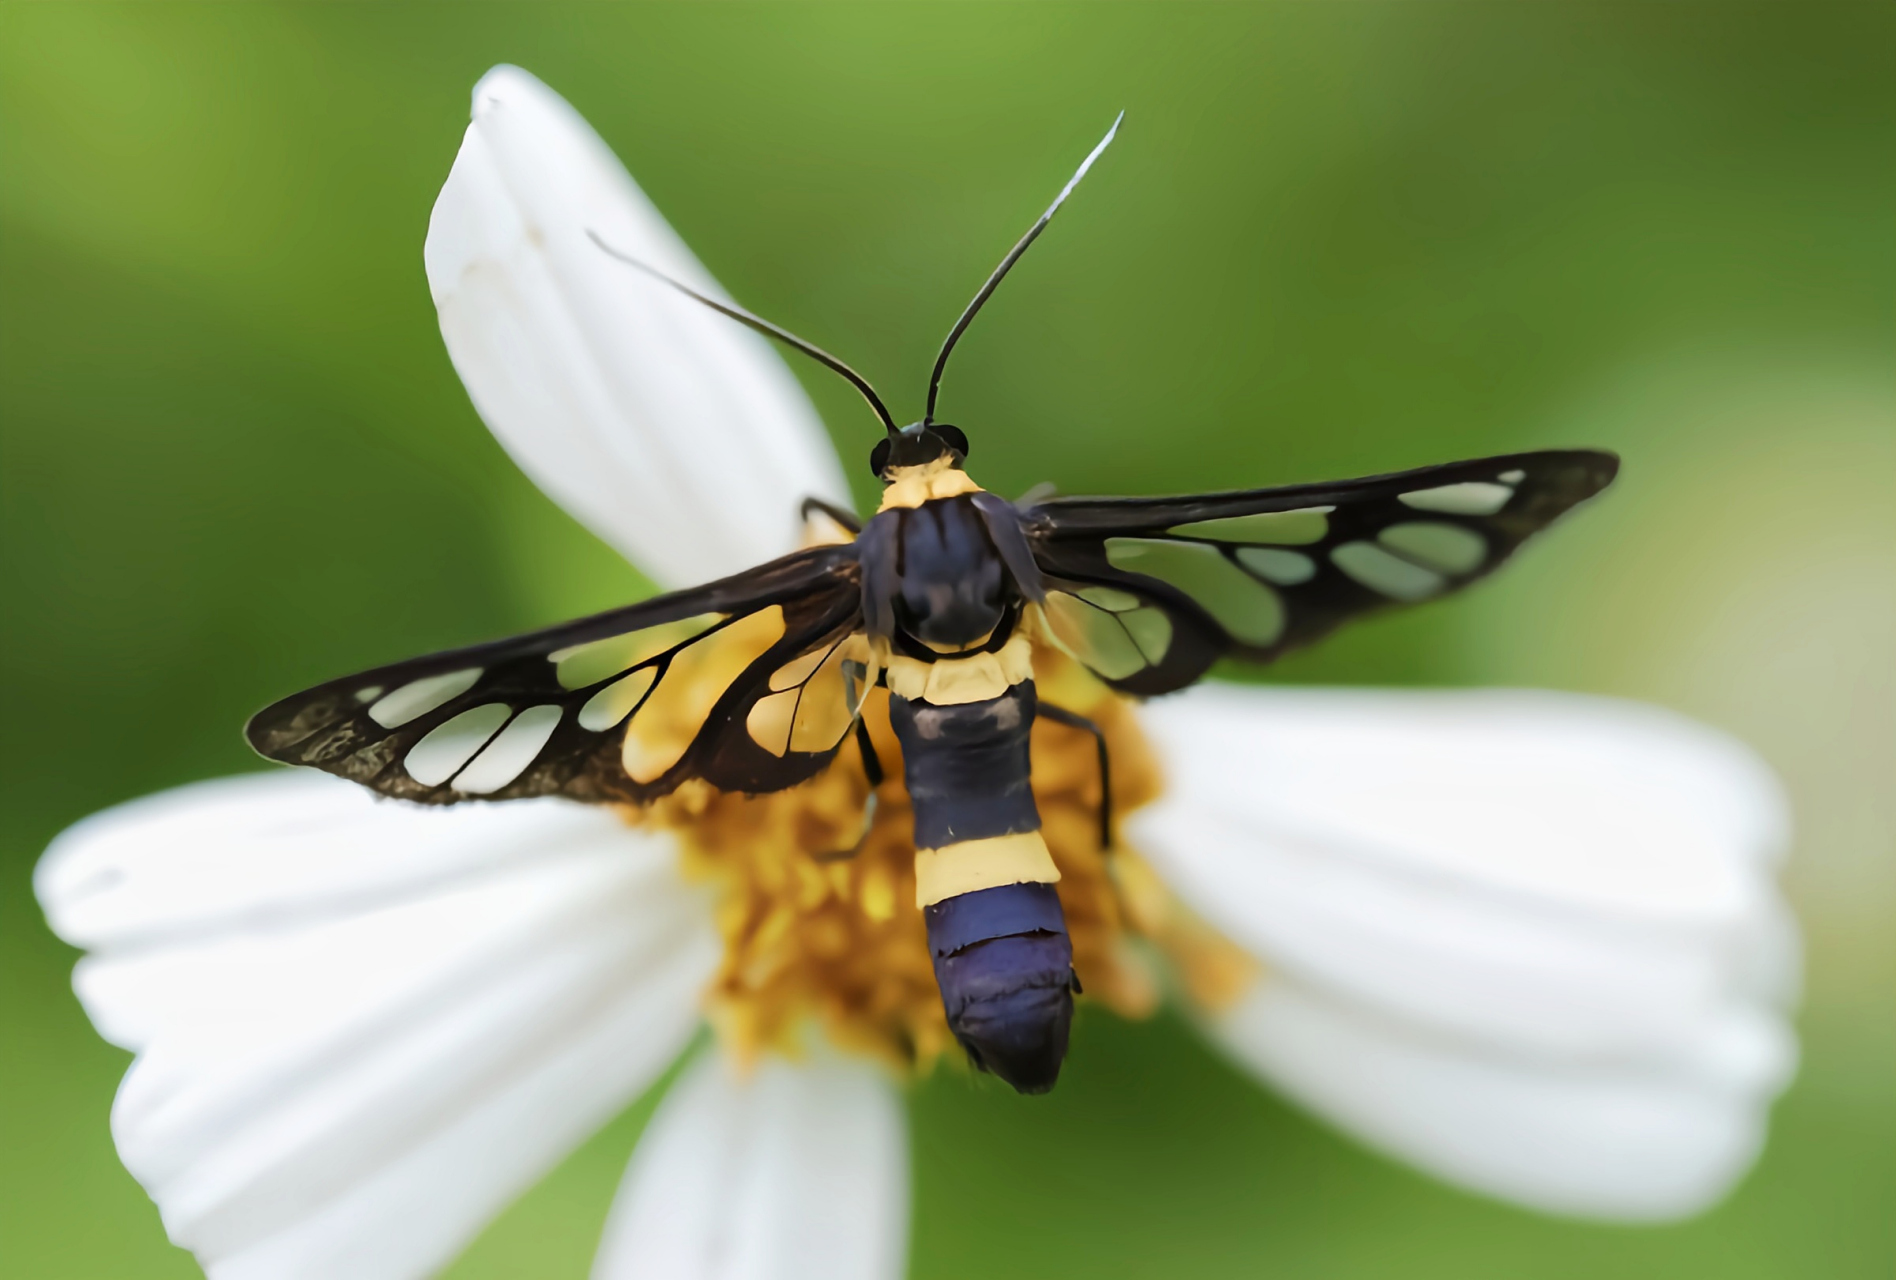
[1397,480,1513,516]
[933,423,970,458]
[1331,541,1445,601]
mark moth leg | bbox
[853,714,886,791]
[1035,703,1112,851]
[800,496,863,535]
[814,718,883,863]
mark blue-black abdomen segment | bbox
[894,683,1076,1093]
[925,882,1076,1094]
[888,682,1039,849]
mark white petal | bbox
[1129,684,1798,1217]
[424,65,852,588]
[1217,979,1789,1220]
[592,1052,908,1280]
[1143,683,1788,921]
[38,771,718,1279]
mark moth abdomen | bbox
[925,881,1075,1095]
[891,685,1038,849]
[892,680,1078,1093]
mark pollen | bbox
[635,642,1194,1075]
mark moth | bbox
[248,119,1616,1094]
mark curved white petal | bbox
[424,65,852,589]
[38,771,719,1280]
[592,1051,908,1280]
[1129,684,1798,1219]
[1220,980,1784,1220]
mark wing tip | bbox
[241,700,290,761]
[1504,446,1620,504]
[1593,447,1622,487]
[1563,446,1621,500]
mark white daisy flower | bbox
[36,65,1798,1280]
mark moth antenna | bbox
[922,111,1123,426]
[587,230,899,437]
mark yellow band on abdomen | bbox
[914,831,1061,908]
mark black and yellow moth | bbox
[248,120,1615,1093]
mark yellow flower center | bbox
[631,640,1256,1075]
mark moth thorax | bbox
[893,497,1011,650]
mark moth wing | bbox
[1024,450,1617,695]
[246,544,866,805]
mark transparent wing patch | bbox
[744,634,878,760]
[1039,586,1176,682]
[247,544,864,804]
[1025,450,1616,695]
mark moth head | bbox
[871,422,969,480]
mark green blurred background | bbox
[3,4,1891,1277]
